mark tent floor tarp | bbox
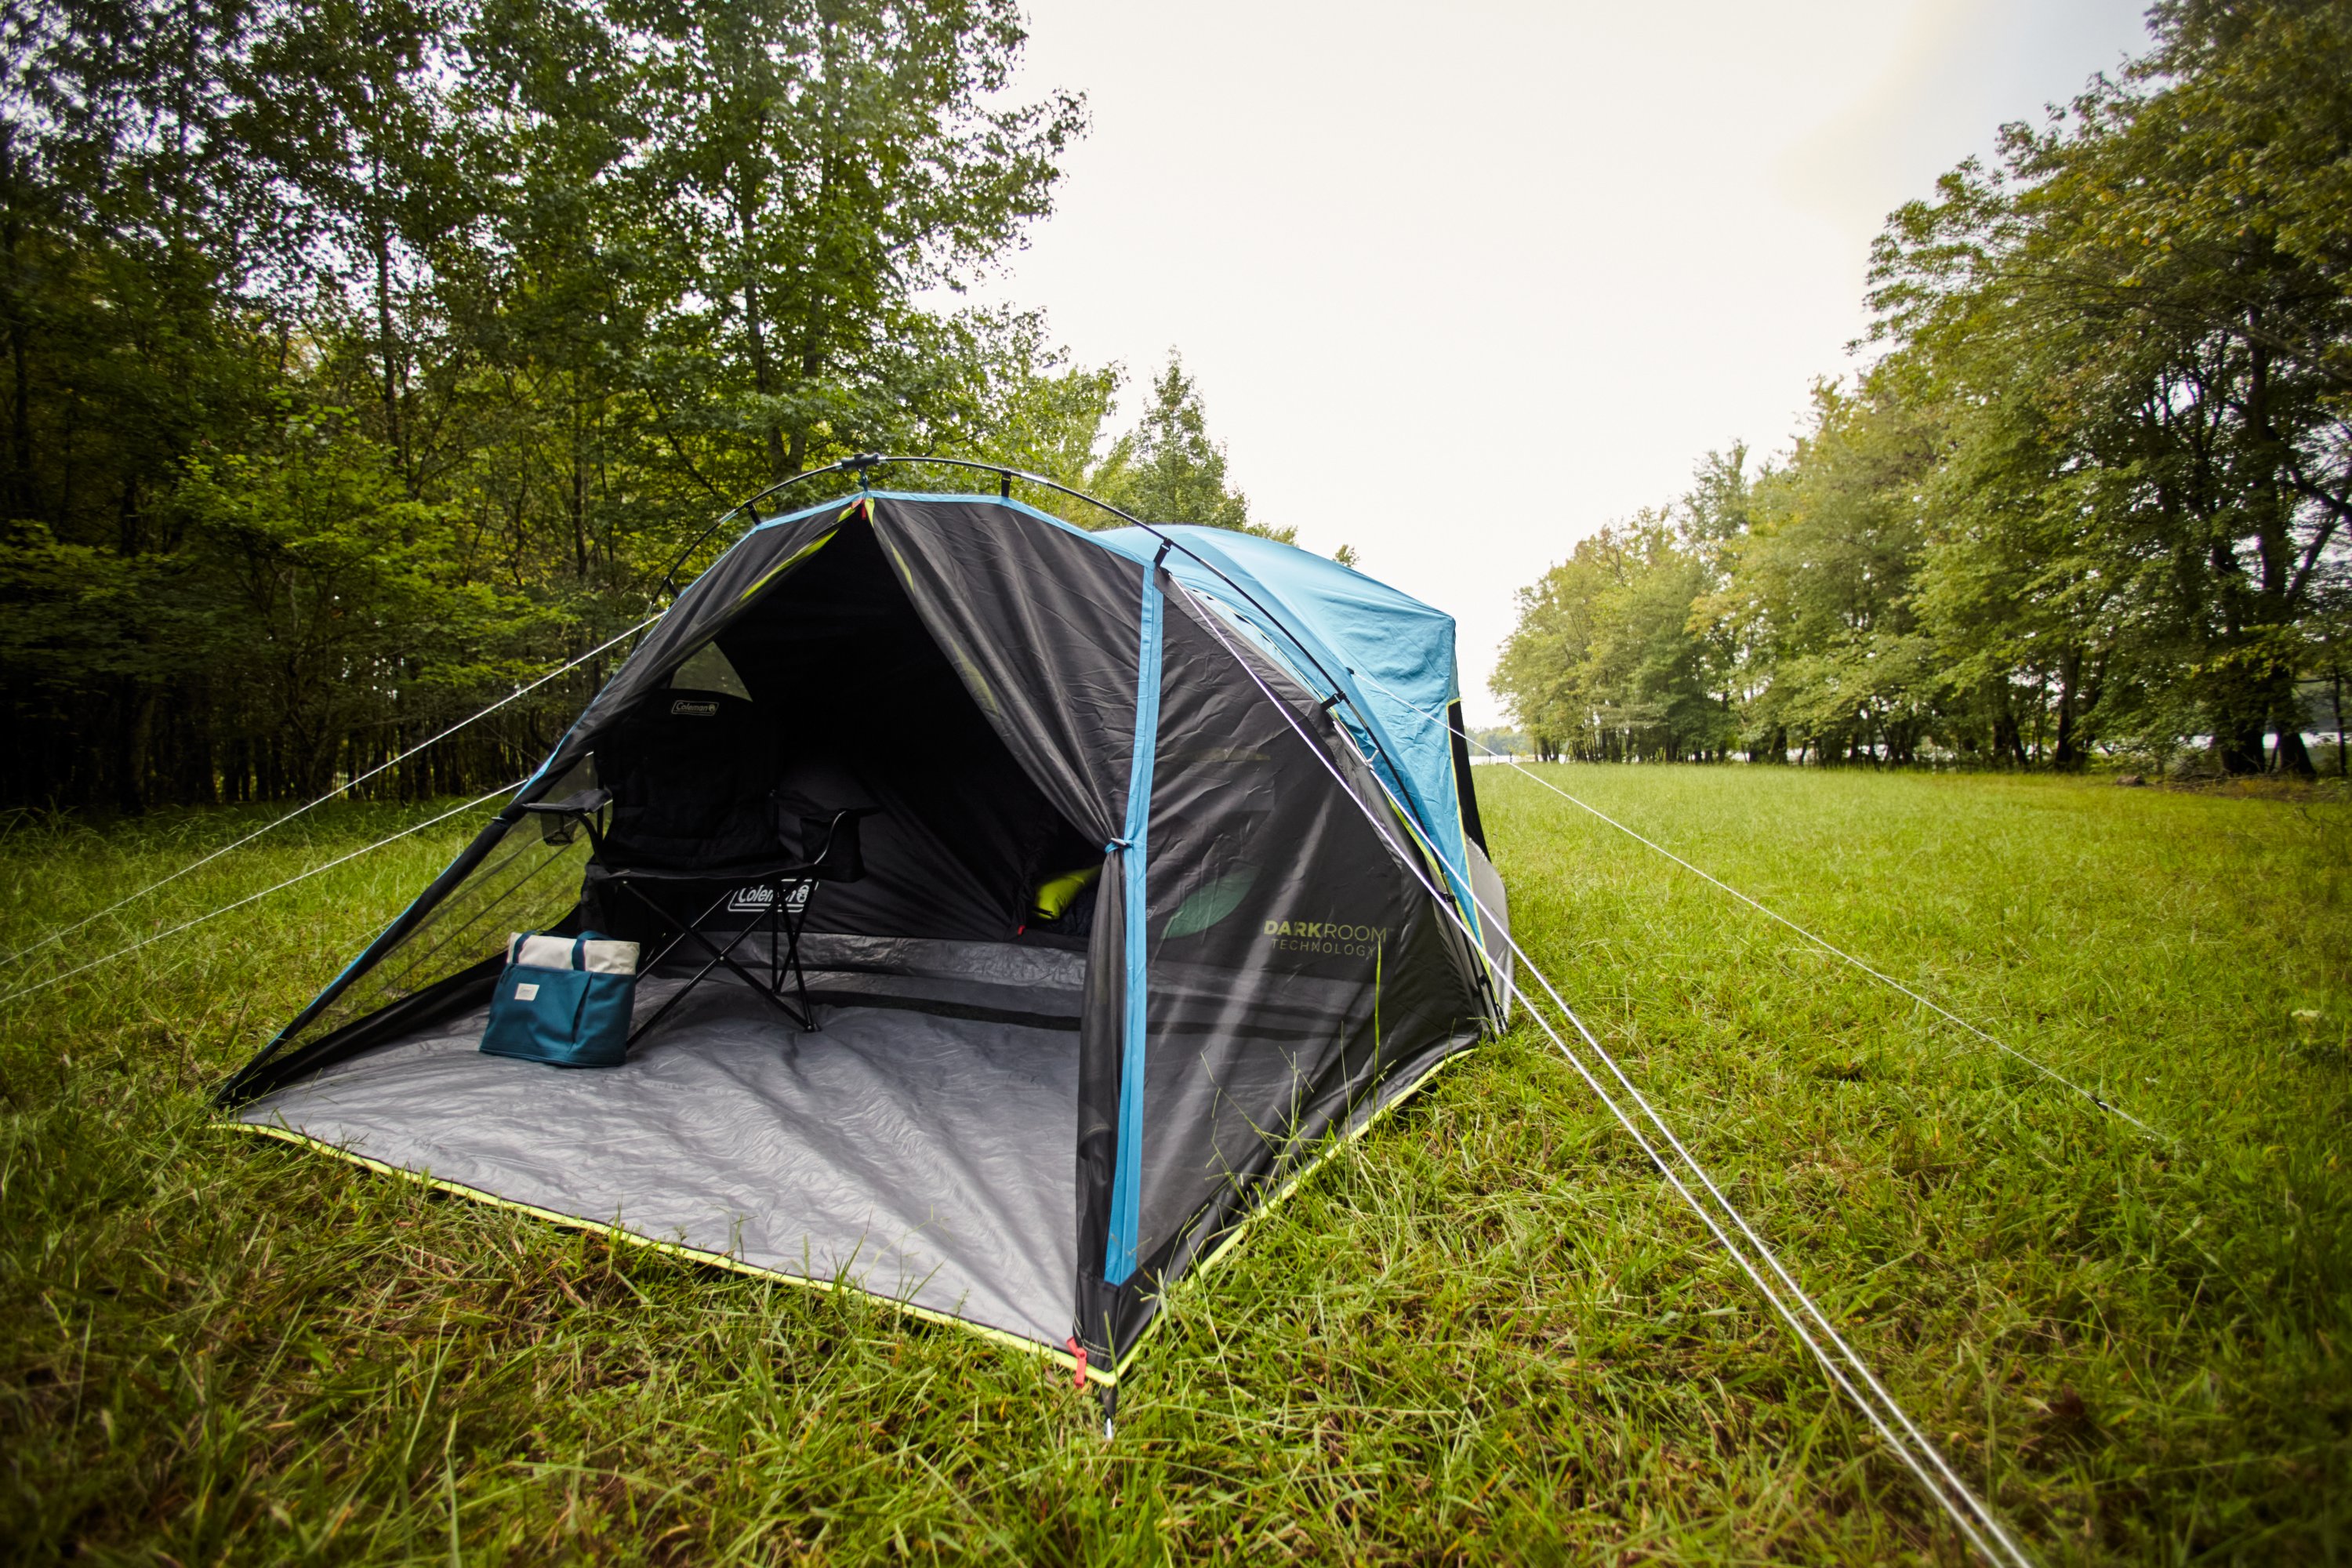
[232,960,1084,1355]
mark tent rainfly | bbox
[218,489,1511,1385]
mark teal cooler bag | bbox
[481,931,641,1067]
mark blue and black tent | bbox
[220,481,1509,1385]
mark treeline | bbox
[1497,0,2352,774]
[0,0,1274,811]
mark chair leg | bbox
[616,880,804,1041]
[626,953,719,1047]
[764,877,813,1034]
[625,906,746,1047]
[781,880,818,1032]
[630,887,731,976]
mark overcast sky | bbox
[958,0,2158,723]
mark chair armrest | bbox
[523,787,612,816]
[522,787,611,848]
[799,805,883,880]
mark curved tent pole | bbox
[666,452,1452,866]
[648,454,1022,602]
[220,460,1435,1105]
[647,454,873,604]
[899,456,1465,898]
[644,454,1479,996]
[666,453,1363,717]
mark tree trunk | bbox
[2234,318,2308,780]
[6,310,27,521]
[2216,713,2267,775]
[2274,684,2317,779]
[2276,726,2316,779]
[2334,665,2345,778]
[570,391,590,578]
[736,165,787,481]
[372,210,406,481]
[113,677,153,815]
[2052,650,2088,770]
[179,681,216,804]
[785,18,844,479]
[0,128,31,524]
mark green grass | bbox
[2,768,2347,1564]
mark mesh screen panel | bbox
[263,758,601,1064]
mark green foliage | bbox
[1093,353,1291,541]
[972,318,1123,495]
[1723,381,1942,764]
[176,408,550,795]
[1497,494,1736,763]
[3,770,2347,1559]
[1497,0,2352,773]
[0,0,1112,808]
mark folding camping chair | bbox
[524,788,879,1044]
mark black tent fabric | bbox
[219,492,1507,1380]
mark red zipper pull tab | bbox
[1065,1336,1088,1388]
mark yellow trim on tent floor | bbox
[218,1119,1111,1387]
[216,1041,1475,1392]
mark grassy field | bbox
[2,767,2347,1564]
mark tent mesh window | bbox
[258,757,603,1075]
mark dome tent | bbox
[218,477,1510,1385]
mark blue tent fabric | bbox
[1092,525,1479,937]
[781,501,1477,927]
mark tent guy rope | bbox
[0,782,523,1009]
[1174,579,2038,1568]
[1349,670,2165,1144]
[2,615,660,969]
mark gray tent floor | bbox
[235,976,1080,1351]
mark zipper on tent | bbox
[1104,546,1168,1286]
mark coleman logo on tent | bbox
[1261,919,1387,958]
[670,699,720,717]
[729,882,813,915]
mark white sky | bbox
[959,0,2156,724]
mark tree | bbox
[1870,0,2352,772]
[0,0,1097,808]
[0,0,296,807]
[1095,352,1293,542]
[1495,506,1730,764]
[620,0,1084,485]
[1708,379,1942,764]
[956,309,1123,521]
[174,406,535,797]
[1501,1,2352,775]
